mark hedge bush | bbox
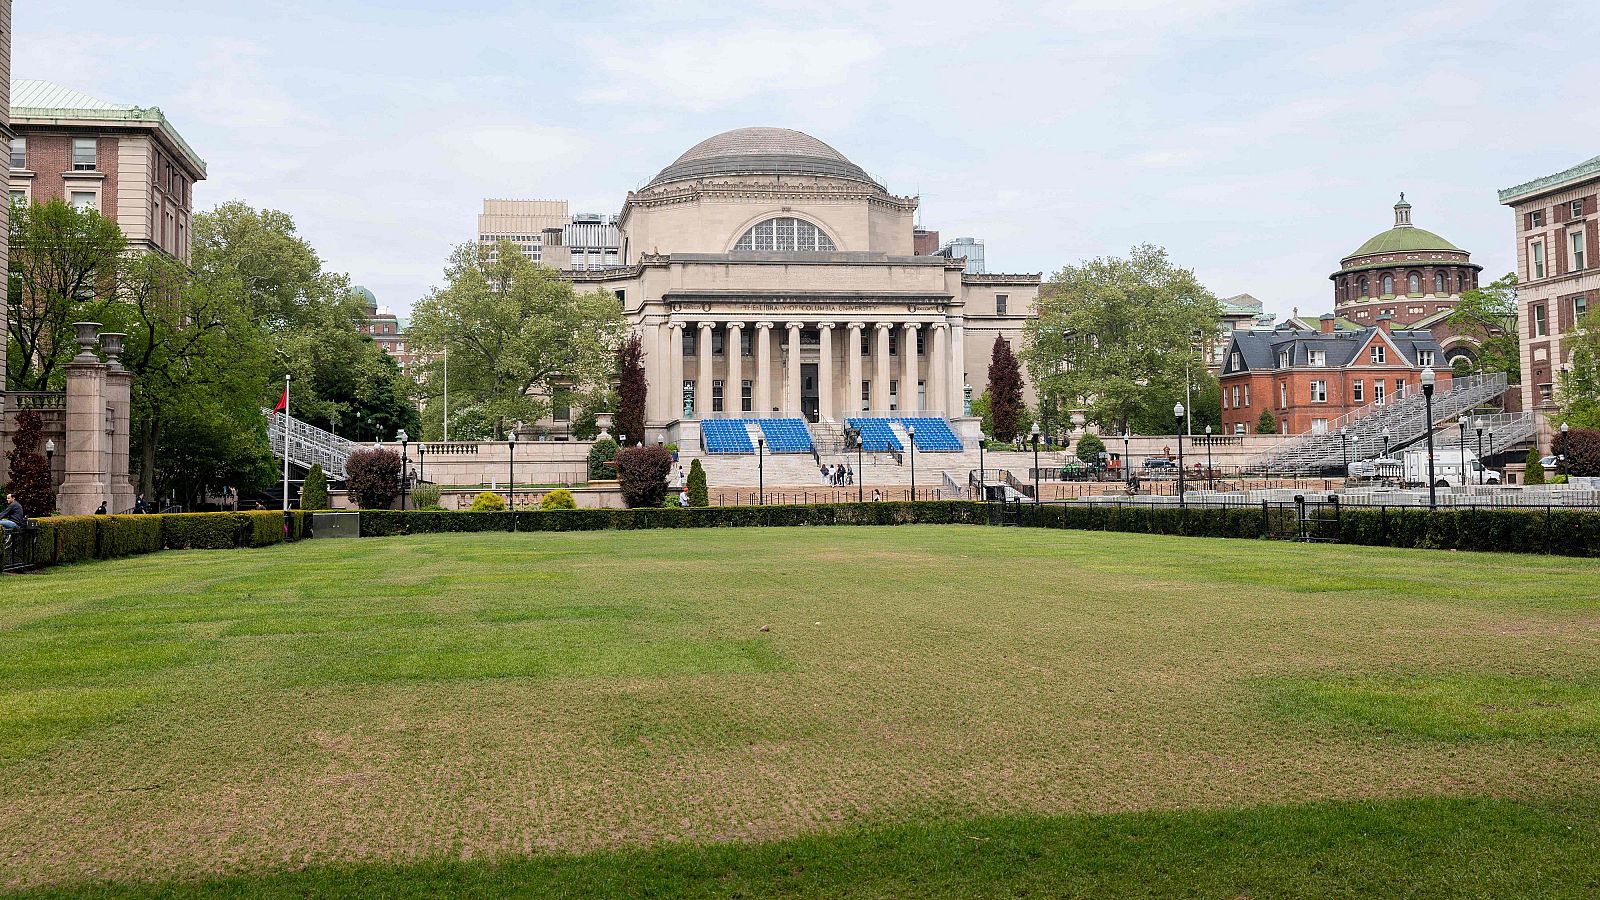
[360,501,986,537]
[539,489,576,510]
[410,483,442,510]
[470,491,507,512]
[18,510,309,570]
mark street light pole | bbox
[1382,426,1391,461]
[507,428,517,510]
[908,424,917,502]
[1559,421,1570,478]
[1174,401,1186,508]
[1421,367,1437,510]
[977,436,985,501]
[1123,430,1131,483]
[757,436,765,506]
[1340,426,1349,477]
[398,429,409,510]
[1474,418,1485,486]
[1205,424,1214,490]
[1030,421,1041,507]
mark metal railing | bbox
[264,411,358,480]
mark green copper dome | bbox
[1346,226,1462,258]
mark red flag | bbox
[272,387,287,414]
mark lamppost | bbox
[1339,426,1349,476]
[1458,414,1470,481]
[1474,417,1485,486]
[1204,424,1214,490]
[1382,426,1391,460]
[417,443,427,485]
[1029,421,1042,507]
[1421,367,1437,509]
[1174,402,1186,507]
[397,429,409,510]
[507,427,517,510]
[846,426,864,504]
[1559,421,1569,478]
[44,439,55,491]
[757,435,765,506]
[908,424,917,502]
[977,433,985,501]
[1123,429,1131,482]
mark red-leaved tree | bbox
[615,445,672,508]
[1552,427,1600,477]
[6,409,55,514]
[344,447,404,509]
[617,333,648,446]
[987,336,1025,442]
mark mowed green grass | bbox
[3,526,1600,897]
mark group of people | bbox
[820,463,855,486]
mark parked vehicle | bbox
[1402,447,1500,487]
[1347,457,1403,481]
[1142,457,1178,470]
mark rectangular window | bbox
[72,138,97,170]
[1231,386,1240,408]
[683,330,696,356]
[712,329,724,355]
[7,137,23,169]
[1572,199,1585,219]
[1572,232,1586,271]
[1371,345,1386,364]
[69,191,97,211]
[889,331,898,356]
[916,330,925,356]
[1312,419,1329,435]
[861,332,870,356]
[741,329,752,357]
[996,294,1008,315]
[741,379,753,412]
[1310,380,1327,403]
[1230,351,1241,371]
[1576,294,1589,324]
[8,189,24,205]
[1534,304,1548,337]
[1353,379,1364,402]
[1234,423,1245,435]
[1531,241,1546,279]
[553,398,571,421]
[1532,209,1545,227]
[1243,384,1250,407]
[1374,381,1386,404]
[1418,350,1435,367]
[861,380,871,405]
[1307,349,1326,367]
[1277,350,1290,368]
[1395,378,1406,399]
[712,379,725,413]
[1279,381,1287,408]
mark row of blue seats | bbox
[844,417,964,452]
[845,417,902,452]
[701,419,815,454]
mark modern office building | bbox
[476,199,620,270]
[933,236,986,274]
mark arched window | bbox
[732,217,837,252]
[1359,276,1369,297]
[1457,273,1467,292]
[1382,274,1394,295]
[1408,273,1421,294]
[1434,272,1446,293]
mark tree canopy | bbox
[1556,324,1600,430]
[1446,273,1519,382]
[7,199,125,391]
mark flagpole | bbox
[282,374,292,523]
[443,346,449,442]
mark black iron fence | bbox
[714,488,947,506]
[1,526,42,573]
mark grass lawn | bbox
[3,526,1599,897]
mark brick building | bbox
[8,79,205,263]
[1498,155,1599,449]
[1219,315,1449,436]
[354,286,412,371]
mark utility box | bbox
[311,511,361,539]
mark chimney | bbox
[1376,312,1393,334]
[1318,313,1336,334]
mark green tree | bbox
[1075,432,1106,464]
[1556,325,1600,430]
[1446,273,1520,382]
[408,241,625,439]
[1256,408,1277,434]
[686,458,709,507]
[986,337,1025,442]
[7,199,125,390]
[1523,447,1546,485]
[300,464,330,510]
[1024,244,1221,435]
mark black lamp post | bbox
[1559,421,1569,478]
[1421,366,1437,509]
[397,429,409,510]
[1486,427,1495,477]
[1458,414,1469,481]
[757,435,765,506]
[1204,424,1214,490]
[1339,426,1349,476]
[44,439,55,490]
[507,427,517,510]
[846,426,864,504]
[1474,417,1485,486]
[908,424,917,502]
[1030,421,1042,506]
[1382,425,1391,461]
[1123,429,1131,482]
[977,433,985,501]
[417,443,427,485]
[1174,401,1186,508]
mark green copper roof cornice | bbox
[1344,226,1463,258]
[1499,155,1600,204]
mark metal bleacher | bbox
[265,410,356,480]
[756,418,813,453]
[899,417,963,451]
[846,417,903,452]
[702,419,755,453]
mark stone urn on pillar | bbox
[57,322,112,515]
[595,412,614,441]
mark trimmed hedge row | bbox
[27,510,310,568]
[360,501,985,536]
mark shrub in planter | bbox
[345,448,404,509]
[470,491,507,511]
[539,489,576,510]
[587,437,619,480]
[686,459,709,507]
[615,445,673,508]
[300,464,330,510]
[410,482,442,510]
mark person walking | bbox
[846,464,854,485]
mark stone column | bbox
[818,323,836,422]
[725,322,744,415]
[846,323,865,416]
[101,332,135,513]
[57,322,110,515]
[696,322,714,419]
[928,323,949,416]
[668,321,686,421]
[902,323,921,415]
[785,322,802,415]
[653,321,671,425]
[754,322,774,415]
[948,318,967,416]
[873,323,893,414]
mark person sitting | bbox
[94,500,108,515]
[1,492,26,533]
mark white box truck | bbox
[1402,447,1500,487]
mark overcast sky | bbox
[16,0,1600,319]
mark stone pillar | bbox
[668,321,686,421]
[57,322,109,515]
[754,322,774,415]
[928,323,949,416]
[785,322,802,415]
[725,322,743,415]
[652,321,670,425]
[874,323,893,414]
[902,323,921,415]
[846,322,865,416]
[818,323,836,422]
[696,322,714,419]
[101,332,135,514]
[948,318,967,417]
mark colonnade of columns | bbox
[651,318,967,422]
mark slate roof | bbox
[1221,326,1443,376]
[10,79,206,177]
